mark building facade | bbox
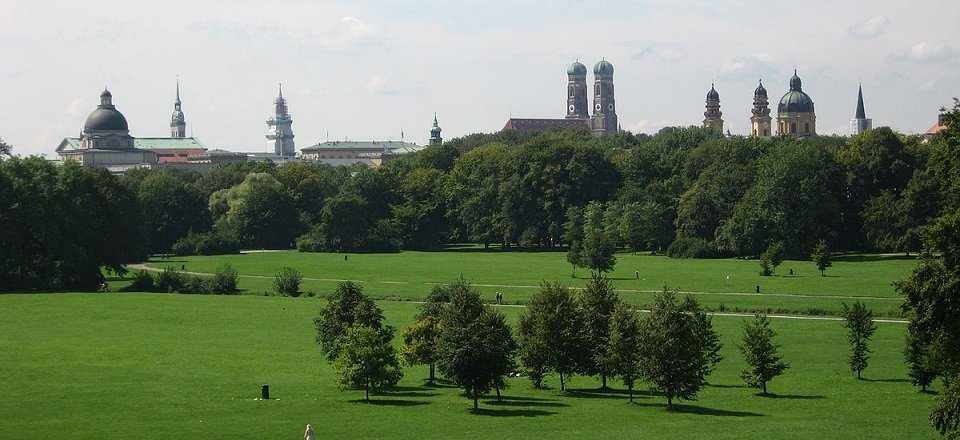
[57,89,158,173]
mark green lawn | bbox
[0,293,938,439]
[141,250,914,317]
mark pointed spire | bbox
[278,83,283,99]
[855,84,866,119]
[175,78,181,103]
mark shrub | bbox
[155,267,185,293]
[127,270,155,292]
[274,266,303,297]
[210,264,239,294]
[667,237,719,258]
[296,229,325,252]
[172,230,240,256]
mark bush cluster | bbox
[666,237,719,258]
[124,265,239,294]
[172,230,240,256]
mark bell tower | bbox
[565,60,589,119]
[170,80,186,138]
[703,83,723,133]
[430,113,443,145]
[750,80,772,138]
[590,59,617,135]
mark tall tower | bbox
[266,84,295,156]
[776,70,816,137]
[850,84,872,135]
[750,80,772,138]
[590,59,617,135]
[566,60,589,119]
[170,80,186,138]
[430,113,443,145]
[703,83,723,133]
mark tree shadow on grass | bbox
[349,399,430,406]
[833,254,915,263]
[471,408,557,417]
[374,386,439,398]
[859,377,910,384]
[565,388,649,400]
[483,395,568,408]
[706,383,747,389]
[755,393,825,400]
[632,402,764,417]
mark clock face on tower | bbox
[595,103,602,111]
[569,105,575,113]
[608,103,614,111]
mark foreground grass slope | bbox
[144,250,913,316]
[0,293,937,439]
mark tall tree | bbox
[606,302,643,402]
[578,274,620,388]
[314,281,392,361]
[401,316,443,385]
[738,313,789,394]
[811,239,832,275]
[333,325,403,402]
[563,205,586,277]
[435,278,516,410]
[638,287,718,409]
[520,282,586,391]
[841,301,877,379]
[581,201,616,274]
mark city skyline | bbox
[2,0,958,157]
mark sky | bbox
[2,0,958,158]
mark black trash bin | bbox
[755,285,760,293]
[261,384,269,400]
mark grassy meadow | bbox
[0,292,938,439]
[142,249,914,317]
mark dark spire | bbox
[855,84,866,119]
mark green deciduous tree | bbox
[519,282,586,391]
[333,325,403,402]
[606,302,642,402]
[762,241,786,275]
[401,316,443,385]
[738,313,789,394]
[638,287,718,409]
[841,301,877,379]
[582,201,616,274]
[811,239,832,275]
[273,266,302,297]
[563,205,586,277]
[435,278,516,410]
[578,274,620,388]
[314,281,393,361]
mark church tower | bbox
[850,84,872,135]
[430,113,443,145]
[776,70,816,137]
[170,80,186,138]
[266,84,295,157]
[703,83,723,133]
[750,80,772,138]
[566,60,589,119]
[590,59,617,135]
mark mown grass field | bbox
[0,293,938,439]
[143,249,915,317]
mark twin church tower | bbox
[565,60,618,135]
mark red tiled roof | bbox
[502,118,590,132]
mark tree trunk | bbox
[857,369,861,379]
[762,381,767,395]
[495,384,501,402]
[601,372,608,390]
[629,384,633,403]
[559,371,565,391]
[429,362,435,385]
[571,264,576,278]
[667,395,673,410]
[365,378,370,402]
[473,383,479,410]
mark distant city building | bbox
[186,149,249,165]
[503,60,618,135]
[56,89,158,173]
[776,70,816,137]
[170,80,186,138]
[926,113,949,138]
[750,80,773,138]
[430,114,443,145]
[300,140,424,167]
[850,85,872,135]
[703,83,723,133]
[266,84,295,157]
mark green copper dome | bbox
[778,71,814,113]
[593,60,614,76]
[567,61,587,76]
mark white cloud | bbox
[847,16,889,39]
[718,54,775,80]
[628,42,688,63]
[366,74,391,95]
[67,99,85,115]
[899,41,959,64]
[630,119,673,134]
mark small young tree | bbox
[841,301,877,379]
[812,239,832,276]
[578,274,620,388]
[273,266,302,296]
[333,325,403,402]
[738,313,789,394]
[522,281,586,391]
[211,264,239,294]
[581,201,617,274]
[762,241,786,276]
[638,287,717,409]
[314,281,392,361]
[563,206,586,277]
[606,303,642,402]
[516,311,548,388]
[401,316,443,385]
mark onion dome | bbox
[778,71,815,113]
[754,80,767,97]
[706,83,719,101]
[567,60,587,76]
[431,114,442,136]
[593,59,614,76]
[84,88,129,131]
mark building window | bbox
[790,123,797,133]
[805,122,810,133]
